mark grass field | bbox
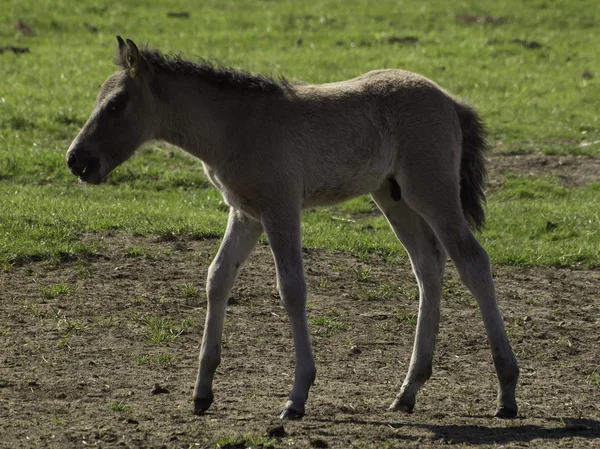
[1,0,599,268]
[1,1,599,448]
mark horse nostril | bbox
[67,151,77,169]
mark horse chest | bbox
[203,165,261,220]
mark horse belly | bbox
[302,166,387,208]
[302,139,396,208]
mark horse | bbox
[66,37,519,420]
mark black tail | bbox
[454,100,489,231]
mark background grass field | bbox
[1,0,599,269]
[1,1,600,448]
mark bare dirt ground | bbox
[487,153,600,188]
[2,236,600,448]
[1,154,599,448]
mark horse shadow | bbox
[420,417,600,445]
[313,416,600,445]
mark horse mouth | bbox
[78,157,104,184]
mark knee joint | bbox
[206,265,232,302]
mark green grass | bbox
[482,177,600,266]
[143,315,194,344]
[108,401,132,413]
[23,300,44,318]
[40,283,74,299]
[57,317,88,333]
[180,283,199,298]
[1,0,598,153]
[311,315,346,334]
[134,353,173,366]
[395,308,417,326]
[1,175,599,268]
[123,246,150,258]
[1,0,599,269]
[357,283,399,301]
[51,415,65,426]
[354,267,374,283]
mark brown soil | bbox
[488,153,600,188]
[2,234,599,449]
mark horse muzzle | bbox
[66,145,103,184]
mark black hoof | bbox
[193,394,214,416]
[389,399,414,414]
[494,406,518,419]
[279,407,305,420]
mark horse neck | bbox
[153,73,248,166]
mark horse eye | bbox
[107,97,127,115]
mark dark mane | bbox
[133,49,289,93]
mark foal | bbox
[66,37,519,419]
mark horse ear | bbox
[117,35,126,53]
[124,38,142,78]
[116,36,128,70]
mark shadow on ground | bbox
[315,416,600,445]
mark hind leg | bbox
[371,184,447,414]
[397,171,519,418]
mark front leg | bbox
[193,208,263,415]
[262,208,316,420]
